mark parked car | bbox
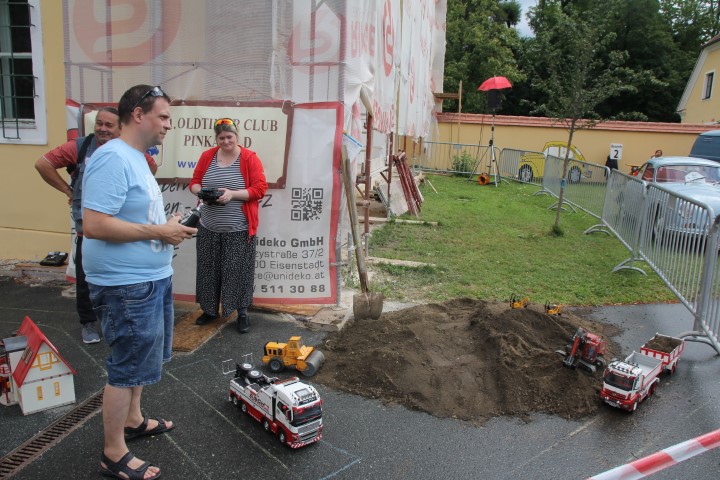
[517,141,591,183]
[634,156,720,242]
[689,130,720,163]
[635,156,720,184]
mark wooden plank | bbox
[172,308,234,353]
[376,178,408,216]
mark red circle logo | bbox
[72,0,181,66]
[287,6,340,73]
[382,0,395,77]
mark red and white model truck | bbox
[225,359,323,448]
[600,334,684,412]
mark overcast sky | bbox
[515,0,536,38]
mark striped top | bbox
[199,152,248,232]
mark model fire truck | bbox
[224,358,323,448]
[600,334,684,412]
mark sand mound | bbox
[314,298,620,424]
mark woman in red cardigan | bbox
[189,118,268,332]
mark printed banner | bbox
[157,103,290,187]
[168,103,341,304]
[68,103,342,304]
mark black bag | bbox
[39,252,68,266]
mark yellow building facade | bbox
[677,34,720,124]
[1,1,70,260]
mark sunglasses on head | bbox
[214,118,236,127]
[131,86,165,111]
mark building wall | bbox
[680,41,720,125]
[1,0,71,260]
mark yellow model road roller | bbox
[262,336,325,377]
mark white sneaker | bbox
[81,322,101,344]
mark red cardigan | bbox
[189,146,268,236]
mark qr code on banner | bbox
[291,188,323,221]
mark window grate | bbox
[0,0,34,139]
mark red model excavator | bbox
[557,327,607,374]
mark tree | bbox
[519,0,707,122]
[443,0,526,114]
[497,1,522,27]
[596,0,699,122]
[659,0,720,47]
[524,2,644,231]
[525,0,678,122]
[442,0,717,121]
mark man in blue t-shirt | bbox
[35,107,159,345]
[82,85,196,480]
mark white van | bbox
[690,130,720,163]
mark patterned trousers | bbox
[195,226,256,318]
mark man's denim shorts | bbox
[88,276,174,387]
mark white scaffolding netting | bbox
[61,0,447,303]
[62,0,447,139]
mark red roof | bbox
[12,316,76,386]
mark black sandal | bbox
[99,451,160,480]
[124,415,174,441]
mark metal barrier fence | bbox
[638,183,712,314]
[542,155,610,219]
[498,148,610,220]
[498,148,544,187]
[694,218,720,352]
[411,141,497,176]
[590,169,720,354]
[585,170,648,274]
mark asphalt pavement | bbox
[1,276,718,480]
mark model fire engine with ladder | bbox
[224,356,323,448]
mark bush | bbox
[451,151,475,176]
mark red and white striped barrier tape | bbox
[587,428,720,480]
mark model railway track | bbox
[0,388,104,478]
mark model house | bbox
[0,316,76,415]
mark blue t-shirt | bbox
[82,138,173,286]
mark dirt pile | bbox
[314,298,620,424]
[643,334,681,353]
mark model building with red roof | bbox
[0,316,76,415]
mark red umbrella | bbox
[477,76,512,91]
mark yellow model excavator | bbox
[262,336,325,377]
[545,302,564,315]
[510,294,529,309]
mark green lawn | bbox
[364,174,677,306]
